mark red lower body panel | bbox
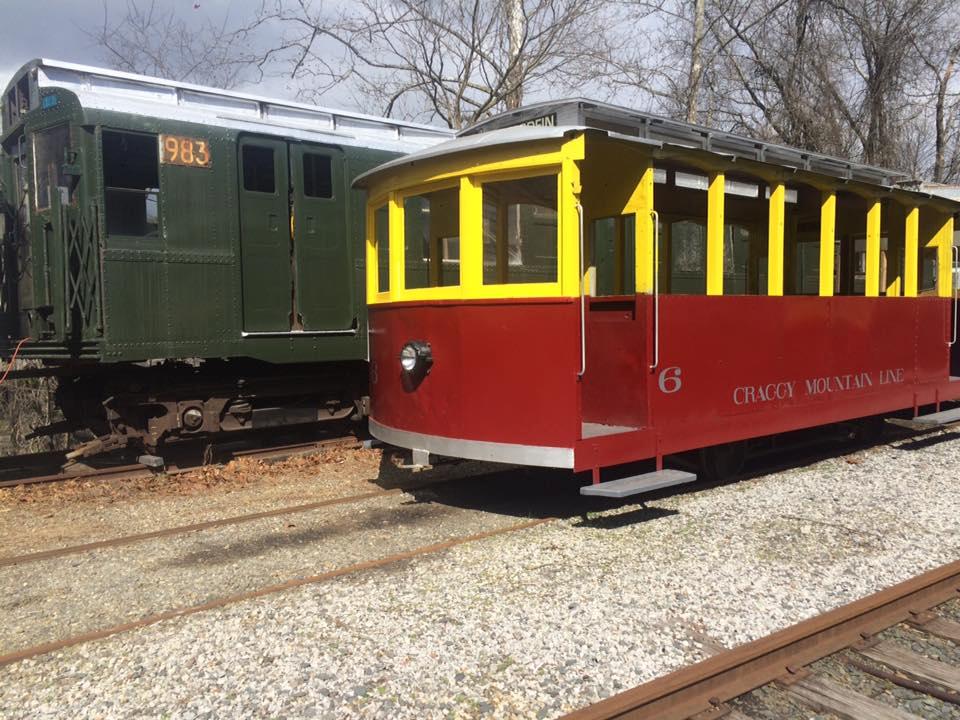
[369,298,580,449]
[368,295,960,471]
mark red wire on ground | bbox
[0,337,32,387]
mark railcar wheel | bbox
[699,441,746,483]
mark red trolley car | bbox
[358,100,960,496]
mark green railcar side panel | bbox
[101,258,165,345]
[166,260,233,349]
[5,92,414,364]
[290,142,353,331]
[159,133,237,348]
[237,135,293,333]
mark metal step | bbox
[886,407,960,430]
[580,469,697,498]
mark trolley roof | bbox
[357,98,945,196]
[2,59,453,152]
[464,99,910,186]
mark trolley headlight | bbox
[399,341,432,374]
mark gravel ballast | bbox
[1,430,959,719]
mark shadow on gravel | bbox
[379,455,682,526]
[162,502,450,567]
[571,505,678,529]
[891,429,958,451]
[368,420,952,526]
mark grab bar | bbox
[951,245,959,347]
[650,210,660,370]
[577,203,586,377]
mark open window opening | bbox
[879,201,907,297]
[919,247,938,294]
[482,175,558,285]
[786,184,827,296]
[591,215,636,296]
[653,165,707,294]
[918,208,942,296]
[103,130,159,237]
[403,186,460,290]
[721,174,769,295]
[834,192,871,296]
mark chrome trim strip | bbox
[241,329,357,338]
[369,419,575,469]
[576,202,586,378]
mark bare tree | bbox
[86,0,253,88]
[589,0,752,128]
[910,7,960,182]
[240,0,610,128]
[665,0,958,173]
[81,0,960,179]
[823,0,937,166]
[703,0,856,154]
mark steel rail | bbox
[562,559,960,720]
[0,445,507,569]
[0,488,402,568]
[0,435,358,489]
[0,516,554,668]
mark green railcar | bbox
[0,59,451,454]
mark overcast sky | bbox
[0,0,347,105]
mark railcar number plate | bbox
[159,135,211,168]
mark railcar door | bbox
[238,136,292,332]
[289,143,352,331]
[580,214,649,433]
[238,137,352,333]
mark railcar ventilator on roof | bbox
[0,59,452,456]
[358,99,960,496]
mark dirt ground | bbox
[0,446,495,558]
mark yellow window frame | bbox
[367,134,585,304]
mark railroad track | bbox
[0,432,360,489]
[563,560,960,720]
[0,515,552,668]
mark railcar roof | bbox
[465,99,910,186]
[3,58,453,152]
[353,124,603,187]
[356,99,960,207]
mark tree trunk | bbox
[504,0,525,110]
[686,0,707,123]
[933,50,957,181]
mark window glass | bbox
[403,187,460,290]
[33,125,72,210]
[242,145,275,193]
[103,130,160,237]
[374,205,389,293]
[482,175,558,285]
[303,153,332,198]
